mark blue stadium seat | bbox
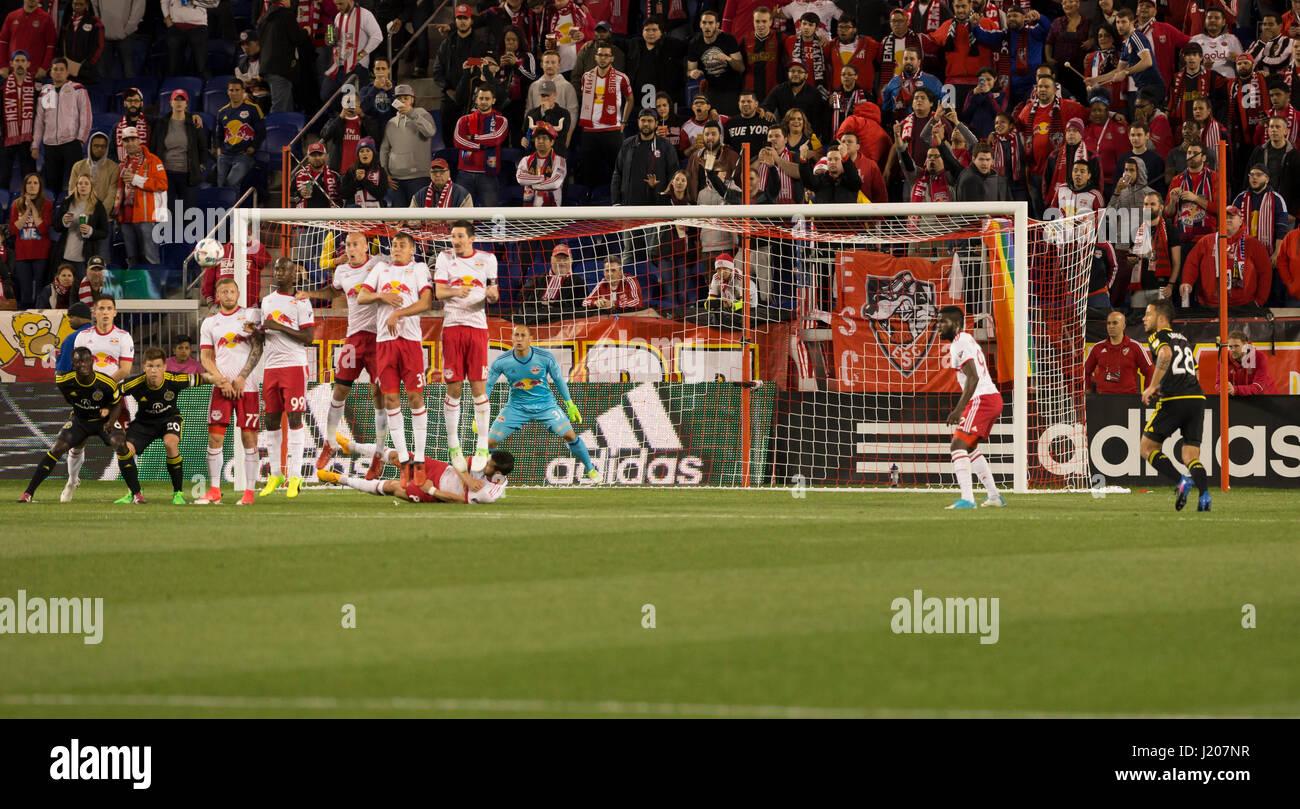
[265,111,306,131]
[208,41,237,77]
[91,112,119,138]
[196,111,215,136]
[231,0,254,28]
[203,75,234,114]
[264,125,299,161]
[196,186,237,213]
[499,147,524,166]
[87,87,109,114]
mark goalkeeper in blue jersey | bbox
[486,324,599,483]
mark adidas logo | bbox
[546,384,704,485]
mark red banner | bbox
[832,250,967,392]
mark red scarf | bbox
[333,7,366,76]
[757,148,794,203]
[3,72,35,147]
[1236,189,1278,248]
[1024,93,1065,151]
[996,23,1032,94]
[1130,215,1173,287]
[579,67,623,130]
[1048,138,1090,195]
[907,0,944,33]
[793,36,827,86]
[294,166,339,207]
[643,0,686,22]
[991,130,1021,179]
[543,268,569,301]
[1225,230,1248,288]
[910,168,951,202]
[113,149,146,219]
[1174,168,1213,235]
[521,151,559,206]
[1170,68,1214,124]
[425,180,455,208]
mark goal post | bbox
[231,202,1094,493]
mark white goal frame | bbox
[233,202,1033,492]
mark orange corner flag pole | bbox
[740,142,752,488]
[1216,139,1229,492]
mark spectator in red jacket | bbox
[1179,205,1272,309]
[8,172,52,308]
[834,100,891,170]
[453,84,508,207]
[1216,330,1279,395]
[583,256,643,311]
[0,0,57,80]
[1085,311,1154,394]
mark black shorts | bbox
[125,417,182,453]
[58,416,118,449]
[1144,396,1206,447]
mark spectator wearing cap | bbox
[1179,205,1270,311]
[112,86,148,161]
[760,60,828,139]
[323,0,383,101]
[518,242,585,323]
[526,50,579,129]
[454,83,508,206]
[1227,53,1270,170]
[516,122,566,206]
[213,78,265,189]
[380,83,436,206]
[258,0,313,113]
[1,51,38,183]
[32,58,92,194]
[613,108,679,205]
[321,87,382,175]
[77,256,107,304]
[54,301,94,373]
[1232,163,1289,265]
[523,78,573,156]
[52,170,107,277]
[681,93,729,158]
[1081,89,1127,193]
[235,29,261,85]
[413,157,472,207]
[687,10,745,116]
[149,88,207,211]
[161,0,210,80]
[112,125,167,267]
[341,136,387,207]
[0,0,56,80]
[57,0,105,87]
[292,141,342,208]
[573,20,626,79]
[433,4,489,138]
[699,251,760,327]
[97,0,145,80]
[1217,329,1279,395]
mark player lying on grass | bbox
[18,347,144,503]
[318,435,513,503]
[486,323,598,483]
[938,306,1006,510]
[120,347,209,504]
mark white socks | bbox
[970,450,999,498]
[206,447,223,488]
[350,441,377,458]
[951,449,974,503]
[267,429,283,476]
[387,408,409,463]
[412,406,427,460]
[67,447,84,483]
[325,397,346,448]
[374,405,388,450]
[243,447,259,490]
[342,475,386,496]
[443,395,460,448]
[474,395,490,453]
[287,427,305,480]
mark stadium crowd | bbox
[2,0,1300,318]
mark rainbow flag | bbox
[983,220,1031,383]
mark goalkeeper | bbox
[485,324,599,484]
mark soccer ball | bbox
[194,238,225,268]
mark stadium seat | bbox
[265,111,306,131]
[264,126,299,162]
[87,87,109,114]
[196,186,237,213]
[159,77,203,109]
[91,112,119,138]
[499,147,524,167]
[208,41,238,77]
[196,112,216,136]
[204,75,234,114]
[231,0,254,28]
[564,184,589,206]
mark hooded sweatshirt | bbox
[68,131,119,203]
[833,101,891,168]
[1106,157,1154,251]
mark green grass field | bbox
[0,482,1296,718]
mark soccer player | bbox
[357,231,433,485]
[299,232,389,479]
[18,347,143,504]
[258,258,318,498]
[120,347,205,504]
[320,438,513,504]
[486,324,597,483]
[63,294,134,502]
[1139,300,1211,512]
[434,220,500,473]
[938,306,1005,510]
[197,277,264,505]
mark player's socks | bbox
[412,406,428,458]
[473,395,490,453]
[950,449,974,504]
[243,447,260,489]
[287,427,306,480]
[969,451,999,498]
[1188,459,1209,495]
[325,397,347,448]
[26,451,59,496]
[387,408,410,463]
[567,438,595,473]
[374,405,388,447]
[66,446,84,483]
[206,447,223,489]
[117,451,141,495]
[267,429,283,477]
[1147,450,1181,483]
[443,396,461,449]
[166,455,184,493]
[341,474,386,496]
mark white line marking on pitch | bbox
[0,693,1234,719]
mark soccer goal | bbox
[230,203,1098,493]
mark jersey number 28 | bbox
[1169,345,1197,376]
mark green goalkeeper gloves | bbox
[564,399,582,424]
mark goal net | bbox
[232,203,1097,492]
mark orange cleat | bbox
[364,452,386,480]
[412,461,426,486]
[315,443,335,470]
[195,486,222,505]
[237,489,255,505]
[399,462,412,488]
